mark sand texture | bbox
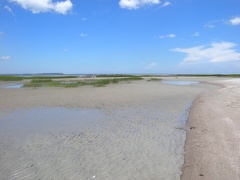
[0,77,230,179]
[181,78,240,180]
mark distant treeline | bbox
[96,74,139,77]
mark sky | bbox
[0,0,240,74]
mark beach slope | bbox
[181,79,240,179]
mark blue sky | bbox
[0,0,240,74]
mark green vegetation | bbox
[30,79,53,83]
[147,78,162,81]
[0,76,24,81]
[2,73,239,88]
[0,74,142,88]
[228,74,240,77]
[91,77,142,87]
[23,80,91,88]
[23,77,143,88]
[1,74,239,83]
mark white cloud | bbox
[4,5,15,16]
[119,0,160,10]
[193,32,200,37]
[1,56,11,60]
[9,0,73,14]
[80,33,88,37]
[159,33,176,39]
[204,22,216,29]
[172,42,240,63]
[228,16,240,26]
[205,24,215,28]
[162,1,171,7]
[82,17,87,21]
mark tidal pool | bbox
[162,80,199,86]
[0,84,23,88]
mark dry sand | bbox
[0,77,237,179]
[181,78,240,180]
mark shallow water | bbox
[162,80,199,85]
[0,104,191,180]
[0,83,23,88]
[0,108,103,142]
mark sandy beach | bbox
[0,77,238,179]
[181,78,240,180]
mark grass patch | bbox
[93,77,142,87]
[23,77,143,88]
[147,78,162,81]
[23,79,56,88]
[30,79,53,83]
[93,79,119,87]
[0,76,24,81]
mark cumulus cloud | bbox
[159,34,176,39]
[172,42,240,63]
[9,0,73,14]
[204,21,217,28]
[1,56,11,60]
[228,16,240,26]
[119,0,160,10]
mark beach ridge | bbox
[181,79,240,179]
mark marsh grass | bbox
[31,79,53,83]
[93,79,120,87]
[23,77,143,88]
[147,78,162,81]
[0,76,24,81]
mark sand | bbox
[181,78,240,180]
[0,77,237,179]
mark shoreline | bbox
[181,78,240,179]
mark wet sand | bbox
[0,77,233,179]
[181,78,240,179]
